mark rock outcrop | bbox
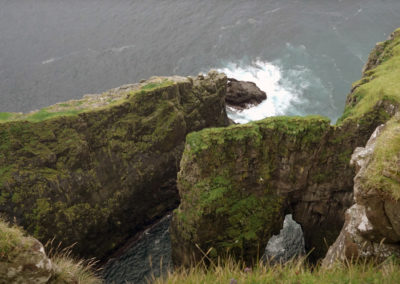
[103,214,172,284]
[323,113,400,267]
[170,28,400,266]
[0,222,53,284]
[262,214,305,264]
[226,78,267,109]
[0,71,229,261]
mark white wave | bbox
[110,45,135,53]
[41,57,61,65]
[218,60,299,124]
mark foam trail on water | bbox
[218,60,299,124]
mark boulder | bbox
[226,78,266,109]
[262,214,305,264]
[0,222,52,284]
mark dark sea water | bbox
[1,0,400,121]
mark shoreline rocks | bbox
[226,78,266,109]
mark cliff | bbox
[323,112,400,266]
[170,28,400,265]
[322,28,400,266]
[0,71,229,261]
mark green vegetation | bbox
[47,246,101,284]
[154,257,400,284]
[0,112,14,121]
[140,80,171,91]
[186,115,330,155]
[27,108,84,122]
[0,219,28,261]
[364,113,400,200]
[0,79,174,124]
[173,115,331,264]
[338,28,400,124]
[0,73,229,262]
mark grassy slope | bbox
[154,258,400,284]
[339,28,400,124]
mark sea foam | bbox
[218,60,300,124]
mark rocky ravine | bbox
[0,71,229,261]
[170,28,400,265]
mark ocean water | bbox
[1,0,400,123]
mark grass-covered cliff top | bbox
[339,28,400,124]
[0,76,180,123]
[186,115,330,155]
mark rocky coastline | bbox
[1,28,400,283]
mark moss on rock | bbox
[171,28,400,266]
[0,71,229,261]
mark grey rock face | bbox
[262,214,305,263]
[323,121,400,268]
[103,215,172,284]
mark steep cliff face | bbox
[170,116,354,265]
[171,28,400,265]
[0,71,229,260]
[323,113,400,267]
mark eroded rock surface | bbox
[262,214,305,264]
[323,114,400,267]
[226,78,266,109]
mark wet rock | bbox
[262,214,305,264]
[226,78,266,109]
[103,215,172,284]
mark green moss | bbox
[0,73,229,261]
[364,114,400,200]
[175,115,331,263]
